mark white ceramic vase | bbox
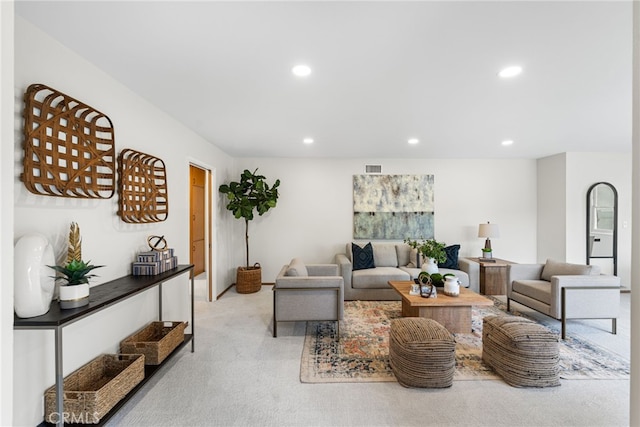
[444,276,460,297]
[14,233,56,318]
[59,283,90,309]
[421,258,439,274]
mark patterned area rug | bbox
[300,298,630,383]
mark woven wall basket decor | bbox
[22,84,116,198]
[118,149,169,223]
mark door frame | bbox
[187,160,216,301]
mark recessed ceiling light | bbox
[408,138,419,145]
[498,66,523,78]
[292,64,312,77]
[303,138,314,144]
[502,140,514,146]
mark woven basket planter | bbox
[44,354,144,424]
[236,264,262,294]
[120,321,186,365]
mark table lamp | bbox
[478,221,500,251]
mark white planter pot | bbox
[59,284,90,309]
[421,258,439,274]
[14,233,56,318]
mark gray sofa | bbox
[507,259,620,339]
[335,242,478,301]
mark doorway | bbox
[189,164,214,301]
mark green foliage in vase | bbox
[49,259,104,286]
[404,237,447,264]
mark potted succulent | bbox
[219,168,280,293]
[481,247,493,259]
[49,223,103,309]
[404,238,447,274]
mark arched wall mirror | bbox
[586,182,618,275]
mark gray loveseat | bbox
[335,242,478,301]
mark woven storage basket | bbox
[120,321,186,365]
[236,264,262,294]
[44,354,144,424]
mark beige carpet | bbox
[300,298,630,383]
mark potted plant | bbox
[404,238,447,274]
[49,223,103,309]
[219,168,280,293]
[481,247,493,259]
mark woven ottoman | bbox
[482,315,560,387]
[389,317,456,388]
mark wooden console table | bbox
[14,264,195,427]
[468,258,516,295]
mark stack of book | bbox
[132,249,178,275]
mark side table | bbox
[468,258,516,295]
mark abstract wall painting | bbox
[353,174,434,240]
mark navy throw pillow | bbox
[352,242,375,270]
[438,244,460,269]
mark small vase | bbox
[444,276,460,297]
[59,284,90,309]
[421,258,439,274]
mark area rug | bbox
[300,298,630,383]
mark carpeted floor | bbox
[105,283,631,427]
[301,298,630,383]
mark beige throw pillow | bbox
[285,258,308,277]
[540,259,592,281]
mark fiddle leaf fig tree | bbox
[219,168,280,269]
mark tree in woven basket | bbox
[219,168,280,270]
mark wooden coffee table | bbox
[388,281,493,333]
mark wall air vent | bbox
[365,164,382,174]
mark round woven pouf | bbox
[389,317,456,388]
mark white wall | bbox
[12,18,238,426]
[230,158,539,282]
[537,153,567,262]
[566,152,632,285]
[1,1,15,425]
[537,152,631,287]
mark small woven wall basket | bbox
[117,148,169,223]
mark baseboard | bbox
[217,282,275,299]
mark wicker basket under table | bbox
[44,353,144,424]
[120,321,186,365]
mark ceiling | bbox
[15,1,633,159]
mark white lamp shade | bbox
[478,223,500,238]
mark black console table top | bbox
[14,264,194,329]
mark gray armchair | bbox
[273,258,344,338]
[507,259,620,339]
